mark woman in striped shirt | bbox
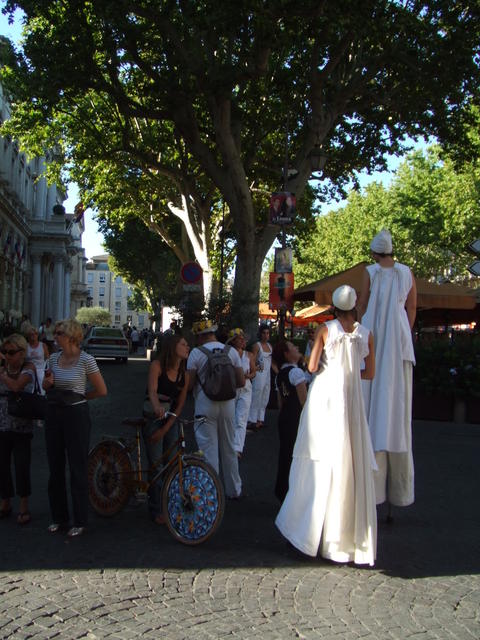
[43,319,107,538]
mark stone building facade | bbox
[0,83,88,330]
[86,255,149,330]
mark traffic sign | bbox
[180,262,203,284]
[467,260,480,277]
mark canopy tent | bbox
[294,304,334,325]
[258,302,333,327]
[294,262,479,327]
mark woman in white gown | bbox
[276,285,378,566]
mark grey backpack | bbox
[198,345,237,401]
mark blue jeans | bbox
[141,420,178,519]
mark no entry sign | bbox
[180,261,203,284]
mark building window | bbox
[114,315,121,323]
[138,316,145,327]
[87,287,93,298]
[87,273,93,283]
[115,301,121,311]
[115,276,122,284]
[99,273,106,283]
[115,287,122,298]
[99,286,105,297]
[98,300,104,308]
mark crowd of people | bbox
[0,229,416,566]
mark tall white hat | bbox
[370,229,392,254]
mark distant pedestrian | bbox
[39,318,55,354]
[226,328,256,457]
[131,327,139,353]
[357,229,417,518]
[187,320,245,499]
[25,325,49,392]
[248,325,275,431]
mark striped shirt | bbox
[48,351,99,396]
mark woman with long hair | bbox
[143,333,190,524]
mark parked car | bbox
[82,326,129,363]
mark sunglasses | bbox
[2,349,22,356]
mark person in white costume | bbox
[226,328,256,457]
[358,229,417,517]
[248,325,275,430]
[276,285,377,566]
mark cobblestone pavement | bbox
[0,357,479,639]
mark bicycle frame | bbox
[121,413,203,504]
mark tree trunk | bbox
[230,211,278,339]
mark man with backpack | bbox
[187,320,245,499]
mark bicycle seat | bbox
[122,417,147,428]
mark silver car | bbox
[82,326,129,363]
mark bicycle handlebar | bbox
[159,412,206,427]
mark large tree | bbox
[2,1,479,335]
[295,147,480,285]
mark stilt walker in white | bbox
[358,229,417,519]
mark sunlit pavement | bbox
[0,357,479,639]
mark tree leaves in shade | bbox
[295,147,480,286]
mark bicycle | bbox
[87,413,225,545]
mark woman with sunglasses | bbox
[43,319,107,538]
[0,334,37,525]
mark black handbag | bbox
[7,370,48,420]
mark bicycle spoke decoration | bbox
[88,441,133,516]
[164,460,222,542]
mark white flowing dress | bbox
[276,319,377,566]
[361,262,415,506]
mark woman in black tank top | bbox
[142,334,190,525]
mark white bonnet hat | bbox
[370,229,392,254]
[332,285,357,311]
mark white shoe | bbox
[67,526,85,538]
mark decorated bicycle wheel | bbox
[88,440,134,516]
[162,456,225,545]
